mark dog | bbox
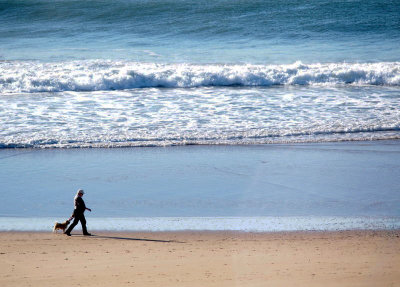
[53,220,71,233]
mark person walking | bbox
[64,189,92,236]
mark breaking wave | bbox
[1,61,399,93]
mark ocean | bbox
[0,0,399,231]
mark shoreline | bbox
[1,137,400,150]
[1,230,399,287]
[1,216,400,232]
[2,229,400,236]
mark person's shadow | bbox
[88,234,185,243]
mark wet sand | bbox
[1,230,399,287]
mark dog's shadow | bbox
[87,234,185,243]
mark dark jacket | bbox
[74,196,86,214]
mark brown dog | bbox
[53,220,70,233]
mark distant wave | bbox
[1,61,399,93]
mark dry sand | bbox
[1,230,399,287]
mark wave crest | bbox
[1,61,400,93]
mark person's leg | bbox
[64,216,79,235]
[80,214,90,235]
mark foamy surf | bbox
[1,61,399,93]
[1,82,400,148]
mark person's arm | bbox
[75,197,86,212]
[77,197,91,212]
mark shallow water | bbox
[1,142,399,219]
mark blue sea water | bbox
[1,0,400,63]
[0,0,399,230]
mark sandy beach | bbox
[1,230,399,287]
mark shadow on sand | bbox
[87,234,185,243]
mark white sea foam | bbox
[1,83,400,148]
[1,61,400,93]
[0,217,399,232]
[1,60,400,148]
